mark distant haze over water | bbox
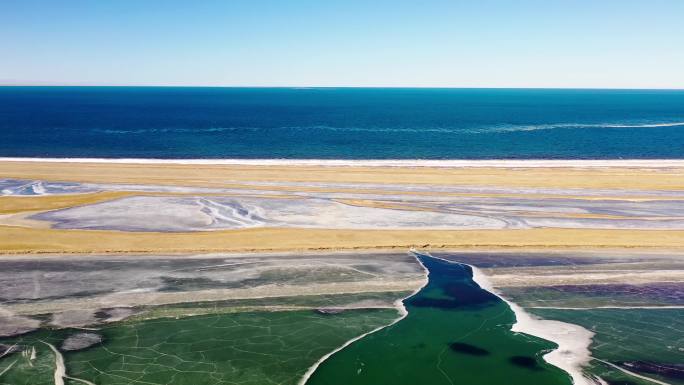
[1,87,683,159]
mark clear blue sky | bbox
[2,0,683,88]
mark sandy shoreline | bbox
[2,160,683,192]
[2,159,684,254]
[2,226,684,254]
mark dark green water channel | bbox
[306,255,573,385]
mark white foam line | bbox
[296,251,430,385]
[2,157,684,168]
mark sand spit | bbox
[470,265,597,385]
[2,157,684,168]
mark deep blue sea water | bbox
[1,87,683,159]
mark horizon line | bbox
[1,84,684,91]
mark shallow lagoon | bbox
[306,255,572,385]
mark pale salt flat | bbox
[30,193,684,232]
[32,195,507,231]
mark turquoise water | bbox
[306,255,572,385]
[1,87,683,159]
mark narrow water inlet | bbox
[304,253,581,385]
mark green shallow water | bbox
[0,309,398,385]
[306,255,573,385]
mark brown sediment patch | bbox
[1,226,684,254]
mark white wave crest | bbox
[603,122,684,128]
[93,121,684,135]
[471,121,684,133]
